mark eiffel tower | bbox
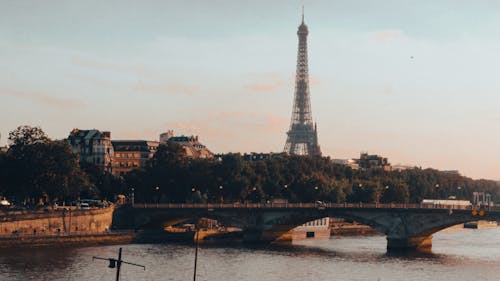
[283,11,321,157]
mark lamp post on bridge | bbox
[130,187,135,207]
[457,186,462,199]
[155,186,160,208]
[219,185,223,204]
[435,184,440,199]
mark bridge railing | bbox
[133,202,488,211]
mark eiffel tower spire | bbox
[283,12,321,157]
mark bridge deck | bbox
[131,202,494,211]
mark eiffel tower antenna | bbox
[302,6,304,24]
[283,11,321,157]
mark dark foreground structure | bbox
[116,202,498,251]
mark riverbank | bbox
[0,231,136,248]
[331,222,380,236]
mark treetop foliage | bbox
[1,125,499,206]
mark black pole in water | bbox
[93,247,145,281]
[116,247,122,281]
[193,229,199,281]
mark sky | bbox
[1,0,500,179]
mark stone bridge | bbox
[113,203,498,251]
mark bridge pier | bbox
[386,235,432,251]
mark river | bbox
[1,227,500,281]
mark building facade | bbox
[356,152,392,172]
[160,131,213,159]
[66,129,114,173]
[242,152,287,161]
[112,140,159,176]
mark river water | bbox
[1,228,500,281]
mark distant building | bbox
[112,140,159,176]
[332,158,359,170]
[242,152,287,161]
[392,164,415,171]
[356,152,392,172]
[160,130,213,159]
[472,192,493,207]
[288,218,330,241]
[66,129,114,173]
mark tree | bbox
[3,126,92,205]
[8,125,49,149]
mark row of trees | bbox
[126,142,500,204]
[1,125,499,206]
[0,126,125,206]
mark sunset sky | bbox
[2,0,500,179]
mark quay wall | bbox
[0,232,136,248]
[0,206,115,236]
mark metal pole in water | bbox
[93,247,145,281]
[116,247,122,281]
[193,228,200,281]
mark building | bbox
[472,192,493,207]
[392,164,415,171]
[160,130,213,159]
[332,158,359,170]
[66,129,114,173]
[275,217,330,241]
[356,152,392,172]
[283,12,321,157]
[112,140,159,176]
[291,217,330,240]
[242,152,287,161]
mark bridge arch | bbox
[119,204,492,251]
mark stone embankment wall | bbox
[0,232,136,248]
[0,206,115,236]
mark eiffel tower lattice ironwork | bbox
[283,12,321,156]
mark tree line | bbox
[0,126,123,206]
[1,126,499,206]
[126,144,500,204]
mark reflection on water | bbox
[1,228,500,280]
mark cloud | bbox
[309,76,321,86]
[243,72,285,92]
[163,112,289,152]
[112,128,161,141]
[163,122,202,133]
[0,88,85,108]
[71,55,148,76]
[372,30,402,42]
[134,81,199,96]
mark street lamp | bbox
[192,187,198,203]
[130,187,135,207]
[219,185,223,203]
[155,186,160,207]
